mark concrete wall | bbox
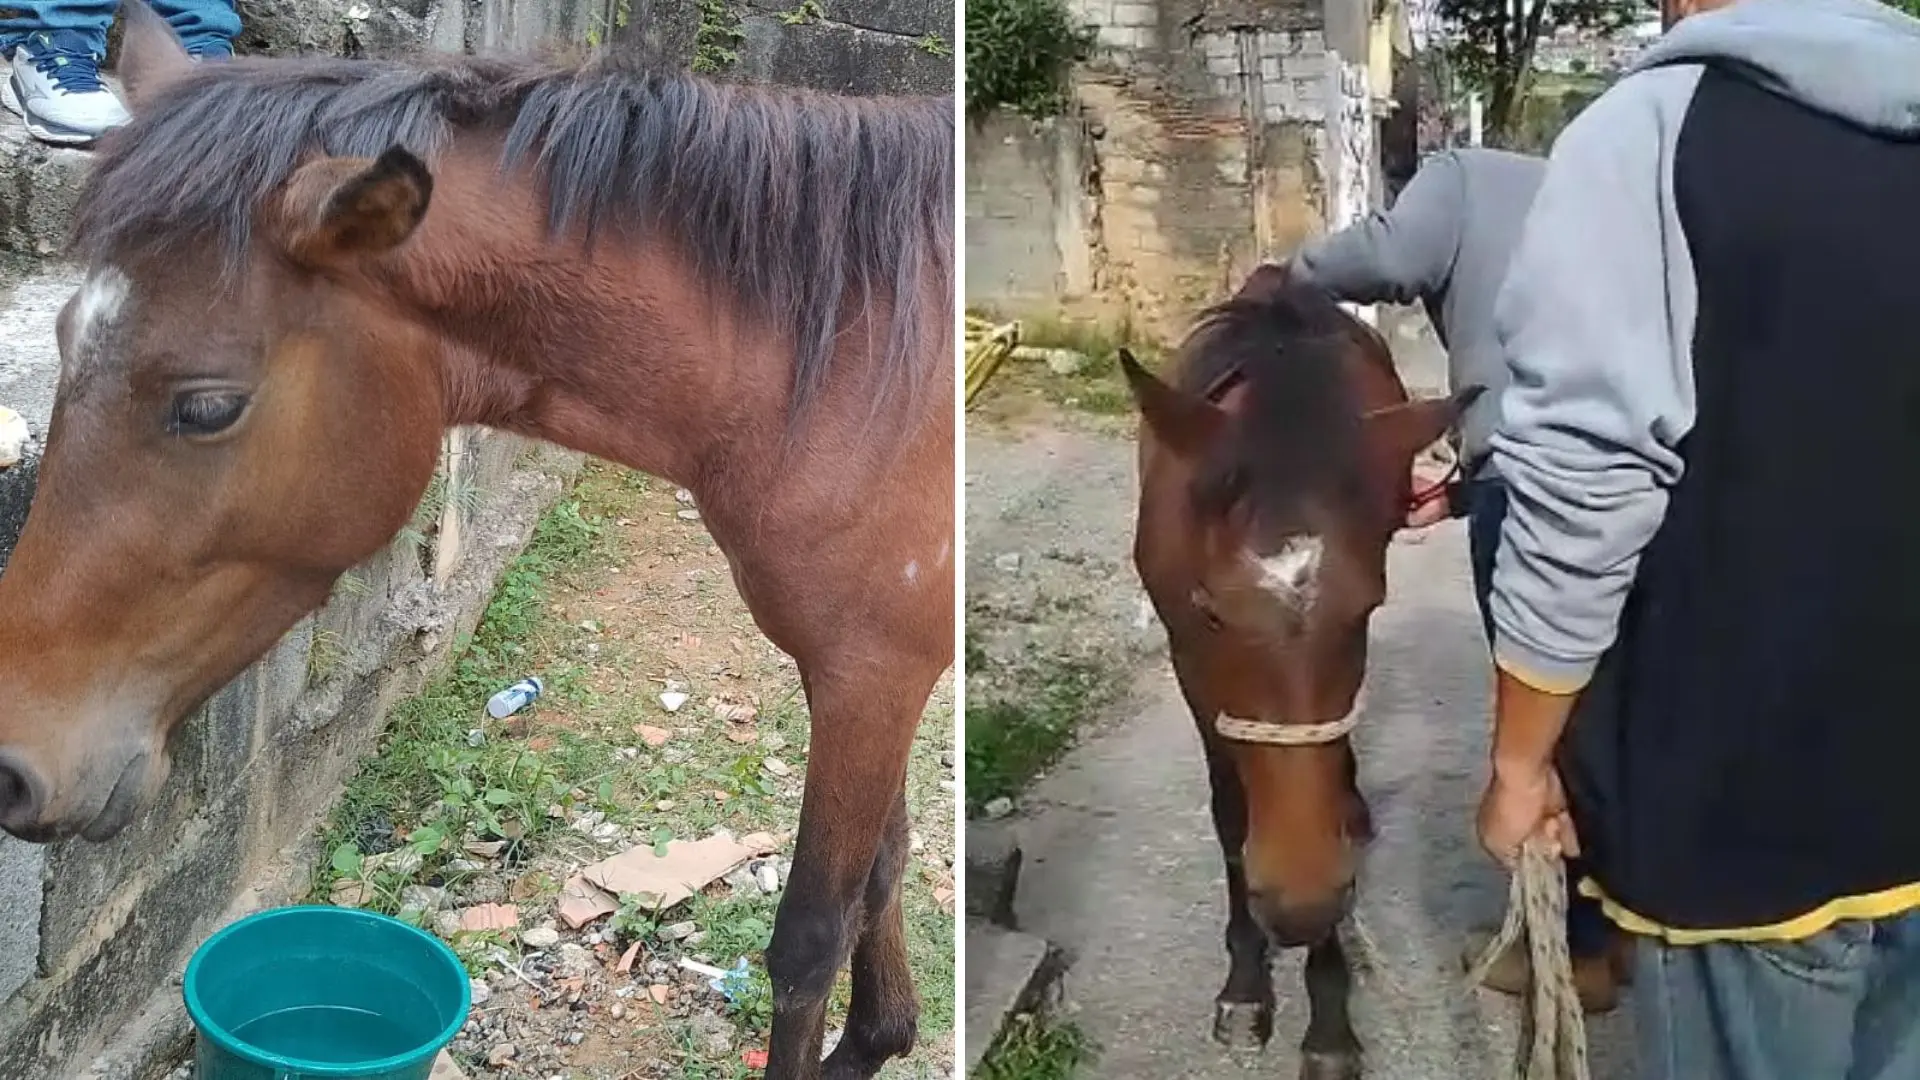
[963,0,1377,341]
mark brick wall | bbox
[965,0,1382,342]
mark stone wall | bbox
[963,0,1378,340]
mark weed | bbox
[975,1014,1094,1080]
[915,32,952,56]
[308,628,347,684]
[779,0,825,24]
[964,652,1106,810]
[694,0,745,73]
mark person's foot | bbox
[1460,928,1623,1015]
[1,31,128,146]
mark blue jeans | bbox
[0,0,239,58]
[1464,475,1612,960]
[1636,912,1920,1079]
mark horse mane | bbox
[71,54,954,416]
[1177,283,1369,529]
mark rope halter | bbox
[1214,690,1366,745]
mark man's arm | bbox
[1288,150,1465,306]
[1486,66,1705,767]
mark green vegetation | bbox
[974,1014,1094,1080]
[693,0,745,73]
[306,462,956,1076]
[965,0,1094,119]
[915,32,953,57]
[779,0,826,25]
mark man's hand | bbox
[1478,762,1579,868]
[1405,459,1454,528]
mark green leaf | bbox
[651,826,675,858]
[484,788,517,806]
[409,825,447,854]
[331,843,363,877]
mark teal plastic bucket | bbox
[184,906,471,1080]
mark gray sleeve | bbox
[1486,64,1705,692]
[1288,150,1464,306]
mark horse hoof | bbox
[1211,1000,1273,1049]
[1300,1049,1362,1080]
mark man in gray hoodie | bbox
[1476,0,1920,1074]
[1286,149,1629,1012]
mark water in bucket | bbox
[184,906,471,1080]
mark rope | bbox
[1466,840,1590,1080]
[1213,692,1367,746]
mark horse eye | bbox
[169,390,250,437]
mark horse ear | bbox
[1366,385,1485,464]
[279,146,434,265]
[1233,262,1294,304]
[119,0,195,111]
[1118,347,1222,455]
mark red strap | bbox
[1409,460,1460,512]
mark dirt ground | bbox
[964,343,1639,1078]
[302,462,956,1080]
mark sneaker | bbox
[1,31,128,147]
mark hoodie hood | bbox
[1630,0,1920,136]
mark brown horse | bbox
[1121,266,1475,1080]
[0,6,951,1078]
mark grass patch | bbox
[963,641,1106,811]
[305,460,955,1076]
[974,1014,1093,1080]
[967,309,1149,418]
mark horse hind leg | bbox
[820,791,919,1079]
[762,663,932,1080]
[1299,933,1363,1080]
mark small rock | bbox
[434,912,465,939]
[690,1011,734,1055]
[447,858,484,873]
[592,822,624,842]
[466,728,486,748]
[617,747,641,760]
[522,927,561,948]
[656,799,676,811]
[762,757,793,778]
[611,1002,627,1020]
[677,508,702,521]
[760,732,789,752]
[983,796,1015,819]
[660,692,690,713]
[909,830,926,853]
[994,552,1021,572]
[487,1044,517,1067]
[685,931,707,945]
[567,1032,585,1045]
[659,921,697,941]
[469,979,493,1006]
[755,862,780,893]
[675,488,696,504]
[401,885,451,912]
[724,867,758,895]
[558,943,594,979]
[941,750,955,769]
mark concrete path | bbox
[970,411,1639,1079]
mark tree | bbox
[1436,0,1651,144]
[1894,0,1920,17]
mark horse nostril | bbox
[0,751,48,833]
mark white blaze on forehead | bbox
[71,266,132,365]
[1253,535,1324,609]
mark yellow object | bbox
[964,320,1020,408]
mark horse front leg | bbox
[1176,661,1275,1050]
[763,658,937,1080]
[1300,933,1362,1080]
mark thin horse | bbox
[1121,265,1474,1080]
[0,6,952,1079]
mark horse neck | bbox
[390,166,795,486]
